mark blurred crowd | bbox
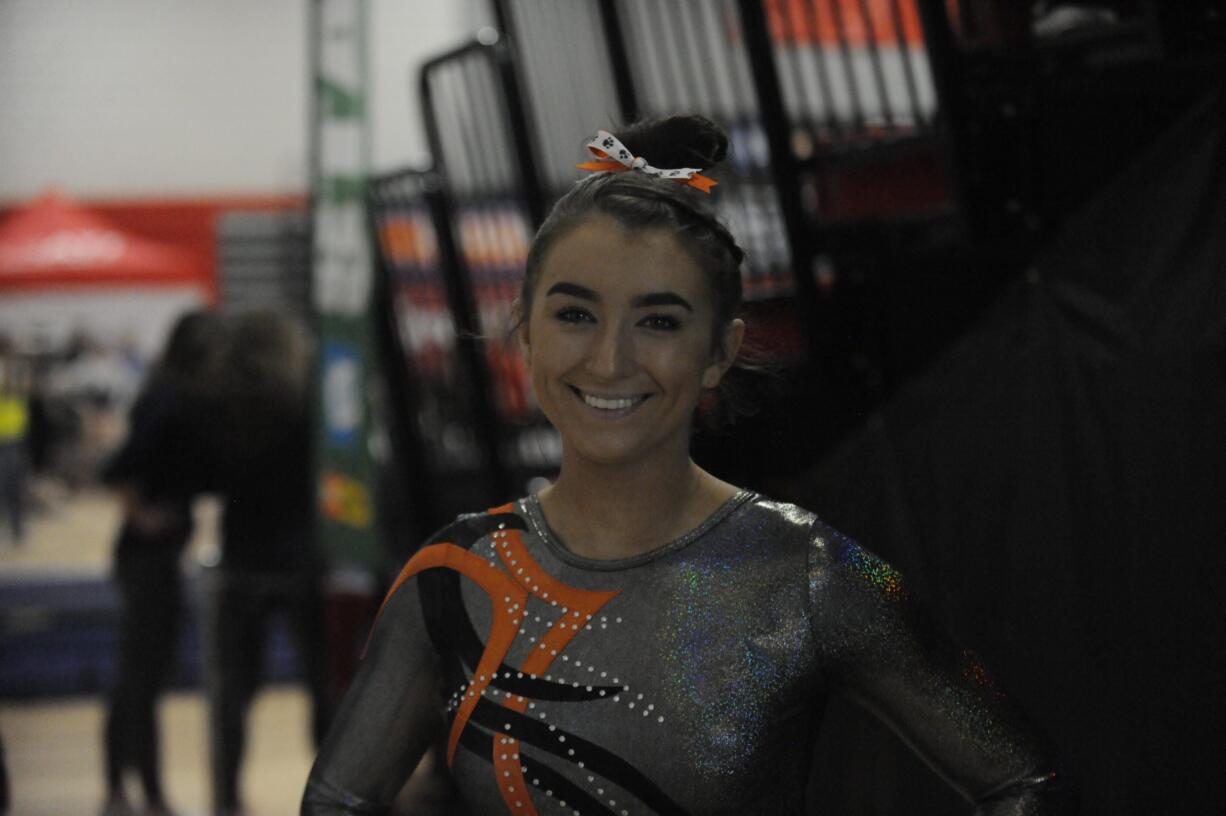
[0,327,150,548]
[3,308,328,816]
[92,306,330,816]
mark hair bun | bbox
[612,114,729,171]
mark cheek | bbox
[651,340,717,390]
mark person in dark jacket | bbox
[101,309,225,816]
[207,309,333,816]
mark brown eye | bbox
[556,307,594,324]
[640,315,681,331]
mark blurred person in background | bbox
[0,337,31,548]
[24,360,53,483]
[24,347,82,493]
[100,309,226,816]
[208,309,332,816]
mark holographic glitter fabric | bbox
[302,493,1073,815]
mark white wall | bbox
[0,0,488,202]
[371,0,492,176]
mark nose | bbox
[585,320,634,381]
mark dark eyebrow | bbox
[545,281,693,313]
[545,282,598,300]
[632,292,693,312]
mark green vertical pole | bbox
[310,0,379,578]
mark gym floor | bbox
[1,486,316,816]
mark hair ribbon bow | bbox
[576,130,718,193]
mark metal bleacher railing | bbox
[768,0,937,136]
[418,37,564,489]
[368,37,564,526]
[366,167,512,534]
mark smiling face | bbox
[521,216,744,470]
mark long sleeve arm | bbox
[809,520,1077,815]
[301,576,447,815]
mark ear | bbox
[701,318,745,389]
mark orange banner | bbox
[765,0,929,47]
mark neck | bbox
[538,441,737,559]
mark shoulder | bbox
[734,494,819,547]
[419,501,530,552]
[676,494,820,574]
[807,515,902,591]
[380,500,539,621]
[798,514,922,666]
[742,496,908,608]
[736,495,869,567]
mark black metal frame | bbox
[734,0,824,364]
[420,38,547,223]
[597,0,640,123]
[367,170,437,546]
[417,34,567,497]
[366,165,513,531]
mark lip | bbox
[567,385,651,418]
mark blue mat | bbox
[0,572,298,699]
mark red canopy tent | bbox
[0,188,208,292]
[0,189,215,361]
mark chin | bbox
[565,442,650,469]
[563,427,694,470]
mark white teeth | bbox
[582,393,639,410]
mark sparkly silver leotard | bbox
[302,492,1072,815]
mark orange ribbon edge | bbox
[575,160,718,193]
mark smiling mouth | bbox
[569,386,649,413]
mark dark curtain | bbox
[795,89,1226,815]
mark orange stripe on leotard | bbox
[375,504,620,816]
[481,503,620,815]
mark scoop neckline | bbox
[520,489,757,572]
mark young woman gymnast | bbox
[302,114,1074,816]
